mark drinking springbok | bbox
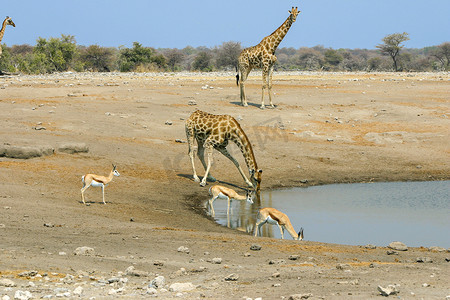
[254,207,304,240]
[208,185,255,218]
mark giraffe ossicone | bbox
[185,110,262,191]
[237,7,300,109]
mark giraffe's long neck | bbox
[231,121,258,172]
[0,19,8,42]
[264,15,295,54]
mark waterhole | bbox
[211,181,449,248]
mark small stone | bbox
[288,255,300,260]
[43,223,54,228]
[365,244,376,249]
[74,246,95,256]
[244,252,251,257]
[58,251,67,256]
[388,241,408,251]
[336,263,351,270]
[154,260,164,266]
[224,273,239,281]
[387,250,399,255]
[377,284,399,296]
[125,266,148,277]
[272,272,281,278]
[177,246,190,254]
[288,293,313,300]
[73,286,83,296]
[188,100,197,106]
[13,290,33,300]
[175,139,186,143]
[165,120,173,125]
[250,244,262,251]
[169,282,196,292]
[416,257,433,263]
[146,287,158,295]
[150,276,165,289]
[175,268,187,276]
[211,257,222,264]
[422,283,430,287]
[0,278,16,287]
[18,271,38,277]
[273,283,281,287]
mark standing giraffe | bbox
[0,16,15,58]
[185,110,262,190]
[237,7,300,109]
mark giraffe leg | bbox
[200,145,214,187]
[261,67,269,109]
[268,64,275,108]
[216,147,253,188]
[198,143,216,182]
[239,66,251,107]
[186,125,200,182]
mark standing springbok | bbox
[254,207,304,240]
[208,185,255,219]
[81,164,120,205]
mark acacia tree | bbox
[376,32,409,71]
[430,42,450,70]
[215,41,241,70]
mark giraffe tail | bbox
[235,65,239,86]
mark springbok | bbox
[81,164,120,205]
[208,185,255,219]
[254,207,304,240]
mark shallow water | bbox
[211,181,450,248]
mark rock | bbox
[211,257,222,264]
[73,286,83,296]
[428,246,446,252]
[0,145,54,159]
[150,276,165,289]
[154,260,165,266]
[13,290,33,300]
[33,126,46,130]
[365,244,377,249]
[288,255,300,260]
[0,278,16,287]
[146,287,158,295]
[288,293,313,299]
[244,252,251,257]
[272,272,281,278]
[165,120,173,125]
[175,139,186,143]
[224,273,239,281]
[188,100,197,106]
[169,282,196,292]
[74,246,95,256]
[416,257,433,263]
[336,263,351,270]
[57,143,89,154]
[18,271,38,277]
[2,295,10,300]
[175,267,187,276]
[388,241,408,251]
[125,266,148,277]
[386,250,398,255]
[250,244,262,251]
[177,246,190,254]
[377,284,399,296]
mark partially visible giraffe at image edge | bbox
[185,110,262,190]
[237,7,300,109]
[0,16,15,58]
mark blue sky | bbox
[3,0,449,49]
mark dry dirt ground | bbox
[0,71,449,299]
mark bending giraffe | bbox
[0,16,15,58]
[81,164,120,205]
[254,207,304,240]
[185,110,262,190]
[237,7,300,109]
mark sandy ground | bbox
[0,71,449,299]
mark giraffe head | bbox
[250,169,263,191]
[288,7,300,23]
[5,16,15,27]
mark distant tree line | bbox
[0,33,449,74]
